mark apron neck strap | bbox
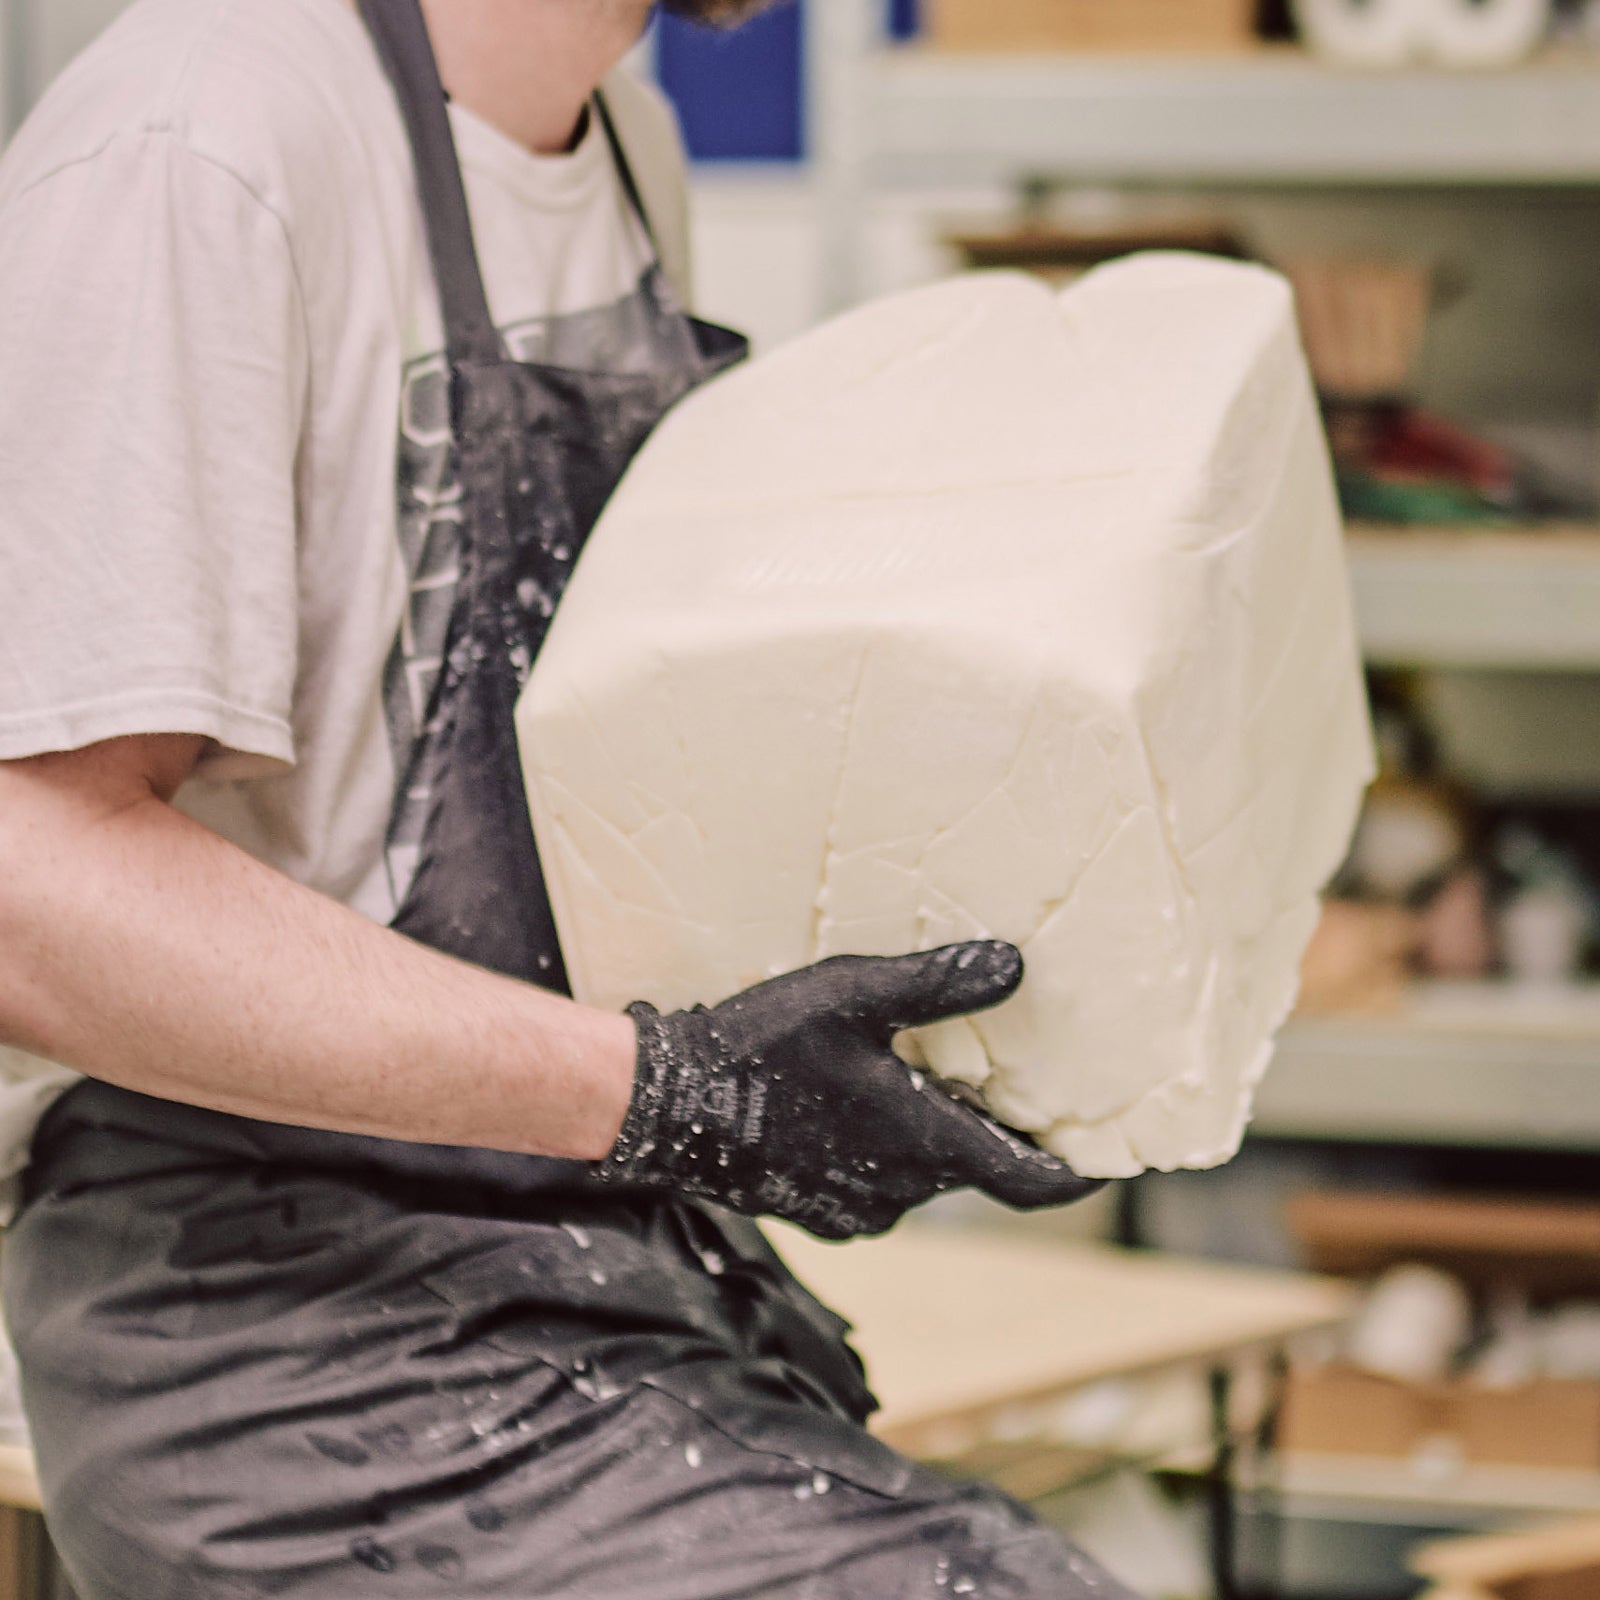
[592,92,663,261]
[357,0,504,367]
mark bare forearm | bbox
[0,752,635,1160]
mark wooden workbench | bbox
[770,1223,1354,1457]
[0,1449,36,1515]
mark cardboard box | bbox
[925,0,1258,54]
[1457,1379,1600,1473]
[1281,1192,1600,1472]
[1280,1362,1600,1473]
[1280,1363,1429,1460]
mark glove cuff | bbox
[598,1002,733,1184]
[598,1002,670,1176]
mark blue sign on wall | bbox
[654,2,806,163]
[654,0,923,165]
[889,0,921,39]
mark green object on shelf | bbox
[1338,471,1511,528]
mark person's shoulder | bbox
[0,0,395,229]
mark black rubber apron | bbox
[2,7,1140,1595]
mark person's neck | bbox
[406,0,652,155]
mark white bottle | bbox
[1292,0,1427,67]
[1293,0,1552,67]
[1418,0,1552,67]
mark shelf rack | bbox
[803,6,1600,1547]
[1348,525,1600,671]
[1259,982,1600,1151]
[1277,1453,1600,1525]
[868,48,1600,191]
[807,7,1600,307]
[1270,528,1600,1150]
[804,12,1600,1150]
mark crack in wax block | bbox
[517,254,1374,1178]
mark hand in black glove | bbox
[598,943,1104,1241]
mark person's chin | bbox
[658,0,775,26]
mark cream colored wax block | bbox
[517,255,1374,1178]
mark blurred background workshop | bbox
[6,1,1600,1598]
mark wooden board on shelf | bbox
[1290,1189,1600,1283]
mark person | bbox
[0,1,1140,1594]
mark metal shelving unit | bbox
[1259,981,1600,1150]
[866,49,1600,190]
[808,9,1600,1139]
[1348,525,1600,672]
[1279,1453,1600,1524]
[808,6,1600,307]
[808,16,1600,1552]
[1259,528,1600,1150]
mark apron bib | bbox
[360,0,745,991]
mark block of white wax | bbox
[517,255,1374,1178]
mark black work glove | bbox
[598,943,1104,1241]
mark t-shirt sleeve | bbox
[0,130,310,776]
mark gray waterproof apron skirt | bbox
[2,5,1141,1596]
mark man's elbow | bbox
[0,734,204,1056]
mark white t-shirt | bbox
[0,0,694,1194]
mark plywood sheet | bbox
[769,1225,1351,1450]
